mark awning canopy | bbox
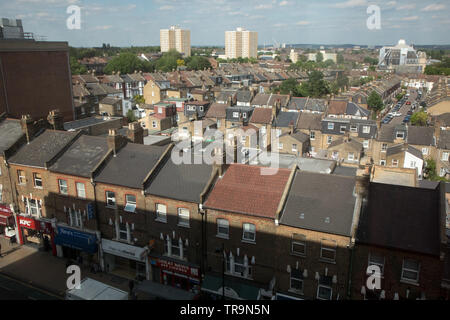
[201,274,261,300]
[136,280,196,300]
[0,205,13,226]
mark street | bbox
[387,89,419,126]
[0,273,61,300]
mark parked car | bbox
[406,101,411,105]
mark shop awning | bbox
[201,274,261,300]
[55,226,98,254]
[136,280,197,300]
[0,205,13,226]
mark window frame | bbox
[155,203,167,222]
[76,182,86,199]
[317,285,333,300]
[368,252,385,276]
[401,258,420,283]
[58,179,68,195]
[17,170,26,185]
[217,218,229,238]
[327,123,334,130]
[291,234,306,256]
[105,190,116,208]
[362,126,370,134]
[442,152,449,162]
[242,223,256,243]
[177,207,190,228]
[310,131,315,140]
[33,173,43,189]
[320,239,337,262]
[124,194,137,213]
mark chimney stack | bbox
[47,109,64,131]
[107,129,127,156]
[21,115,36,144]
[126,122,144,144]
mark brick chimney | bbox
[213,145,227,177]
[126,122,144,144]
[107,129,127,156]
[47,109,64,131]
[21,115,36,144]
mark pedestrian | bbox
[0,242,2,257]
[128,280,134,295]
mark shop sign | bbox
[18,216,37,230]
[154,258,199,278]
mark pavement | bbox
[0,236,132,299]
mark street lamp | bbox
[215,243,225,300]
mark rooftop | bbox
[0,119,23,154]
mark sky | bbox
[1,0,449,47]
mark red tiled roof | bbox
[327,100,347,115]
[205,103,227,119]
[250,108,272,124]
[204,164,291,219]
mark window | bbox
[69,209,82,228]
[363,140,369,149]
[58,179,68,195]
[340,126,346,133]
[350,125,358,133]
[242,223,256,242]
[320,239,336,262]
[18,170,26,185]
[178,208,190,227]
[242,113,247,119]
[24,197,42,217]
[33,173,43,189]
[291,234,306,256]
[217,119,221,128]
[106,191,116,208]
[217,219,229,238]
[440,168,446,177]
[442,152,449,162]
[362,126,370,134]
[332,151,339,160]
[396,131,405,139]
[290,269,304,293]
[328,123,334,130]
[401,259,420,283]
[124,195,137,213]
[422,148,429,155]
[156,204,167,222]
[327,136,332,144]
[292,144,298,152]
[158,107,163,114]
[241,136,246,143]
[380,160,386,166]
[317,285,332,300]
[348,152,355,161]
[382,143,388,151]
[392,159,399,167]
[278,143,283,150]
[152,121,157,128]
[310,131,315,140]
[368,252,385,275]
[410,161,416,167]
[75,182,86,199]
[233,112,239,118]
[276,129,282,137]
[119,223,128,241]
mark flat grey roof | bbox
[280,171,356,236]
[0,119,23,153]
[94,143,168,189]
[64,116,121,131]
[49,135,109,178]
[8,130,78,168]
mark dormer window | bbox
[243,113,247,119]
[233,112,239,118]
[396,132,405,139]
[328,123,334,130]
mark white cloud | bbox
[279,1,289,6]
[397,4,416,10]
[421,4,446,12]
[400,16,419,21]
[331,0,367,8]
[93,25,113,30]
[159,5,174,10]
[255,3,272,10]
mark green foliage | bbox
[70,56,87,75]
[316,52,324,63]
[424,58,450,76]
[367,91,384,111]
[69,46,160,60]
[273,71,330,98]
[396,92,405,101]
[364,56,378,65]
[275,78,300,95]
[104,53,154,74]
[126,109,137,123]
[132,95,145,105]
[410,111,428,126]
[337,53,344,64]
[216,57,258,64]
[424,158,448,182]
[155,49,183,72]
[185,56,212,71]
[330,73,349,94]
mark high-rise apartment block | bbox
[225,27,258,59]
[160,26,191,57]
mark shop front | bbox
[54,225,98,264]
[0,205,15,237]
[200,274,262,300]
[16,215,56,255]
[149,256,201,293]
[101,238,149,281]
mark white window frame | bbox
[119,223,128,241]
[156,204,167,222]
[362,126,370,134]
[340,126,346,133]
[320,239,337,262]
[381,143,388,152]
[33,173,43,189]
[380,160,386,166]
[290,270,304,293]
[217,219,229,238]
[278,143,283,150]
[401,259,420,283]
[0,184,3,203]
[442,152,449,162]
[292,144,298,152]
[310,131,315,140]
[18,170,26,185]
[152,121,157,128]
[178,208,190,227]
[233,112,239,118]
[368,252,385,276]
[392,159,399,167]
[422,148,429,155]
[291,234,306,256]
[24,197,42,217]
[328,123,334,130]
[350,125,358,133]
[76,182,86,199]
[363,140,369,149]
[317,285,333,300]
[58,179,68,195]
[396,132,405,139]
[124,194,137,213]
[106,191,116,208]
[69,209,82,228]
[242,223,256,243]
[327,136,332,144]
[348,152,355,161]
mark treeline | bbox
[424,57,450,76]
[69,45,161,60]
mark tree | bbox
[300,70,330,98]
[337,53,344,64]
[133,95,145,106]
[316,52,324,63]
[410,111,428,126]
[367,91,384,112]
[104,53,154,74]
[155,49,183,72]
[69,57,87,75]
[177,59,185,67]
[126,109,137,123]
[185,56,211,71]
[276,78,300,95]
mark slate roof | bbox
[377,124,397,142]
[251,93,270,106]
[297,113,322,131]
[357,182,442,256]
[386,144,423,160]
[205,103,227,119]
[407,126,435,146]
[100,97,121,105]
[273,112,299,128]
[288,97,327,113]
[145,156,213,203]
[328,100,347,115]
[280,171,356,236]
[438,130,450,150]
[328,138,363,151]
[280,131,309,143]
[94,143,168,189]
[49,135,109,178]
[346,102,370,117]
[250,108,272,124]
[236,90,253,103]
[0,119,23,154]
[204,164,291,219]
[8,130,79,168]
